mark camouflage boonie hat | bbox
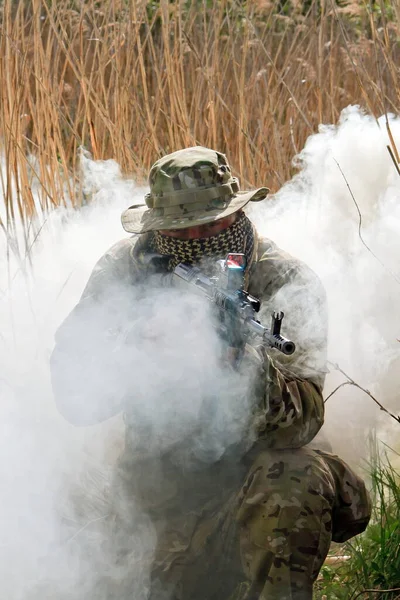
[121,146,269,234]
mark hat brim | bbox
[121,187,269,234]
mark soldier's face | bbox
[159,212,238,240]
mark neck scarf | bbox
[150,211,255,272]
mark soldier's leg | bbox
[236,447,336,600]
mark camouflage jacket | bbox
[51,226,327,452]
[50,230,371,600]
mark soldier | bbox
[51,146,371,599]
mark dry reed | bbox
[0,0,399,250]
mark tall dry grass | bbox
[0,0,399,248]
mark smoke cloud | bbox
[1,106,400,597]
[248,105,400,461]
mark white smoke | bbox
[248,105,400,461]
[0,154,142,599]
[0,150,255,598]
[1,105,400,597]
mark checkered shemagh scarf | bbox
[150,211,255,272]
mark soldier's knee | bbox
[238,448,336,514]
[235,448,336,587]
[236,448,335,550]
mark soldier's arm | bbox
[250,240,328,448]
[50,237,140,426]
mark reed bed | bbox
[0,0,399,248]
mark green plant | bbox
[316,450,400,599]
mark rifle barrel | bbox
[246,319,296,356]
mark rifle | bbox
[173,253,295,356]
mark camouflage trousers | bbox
[100,446,371,600]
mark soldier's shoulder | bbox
[98,233,151,266]
[86,235,153,287]
[101,236,138,261]
[255,235,313,277]
[80,234,152,299]
[251,234,324,296]
[257,236,290,260]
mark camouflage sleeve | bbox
[254,353,325,448]
[250,238,328,448]
[50,237,141,425]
